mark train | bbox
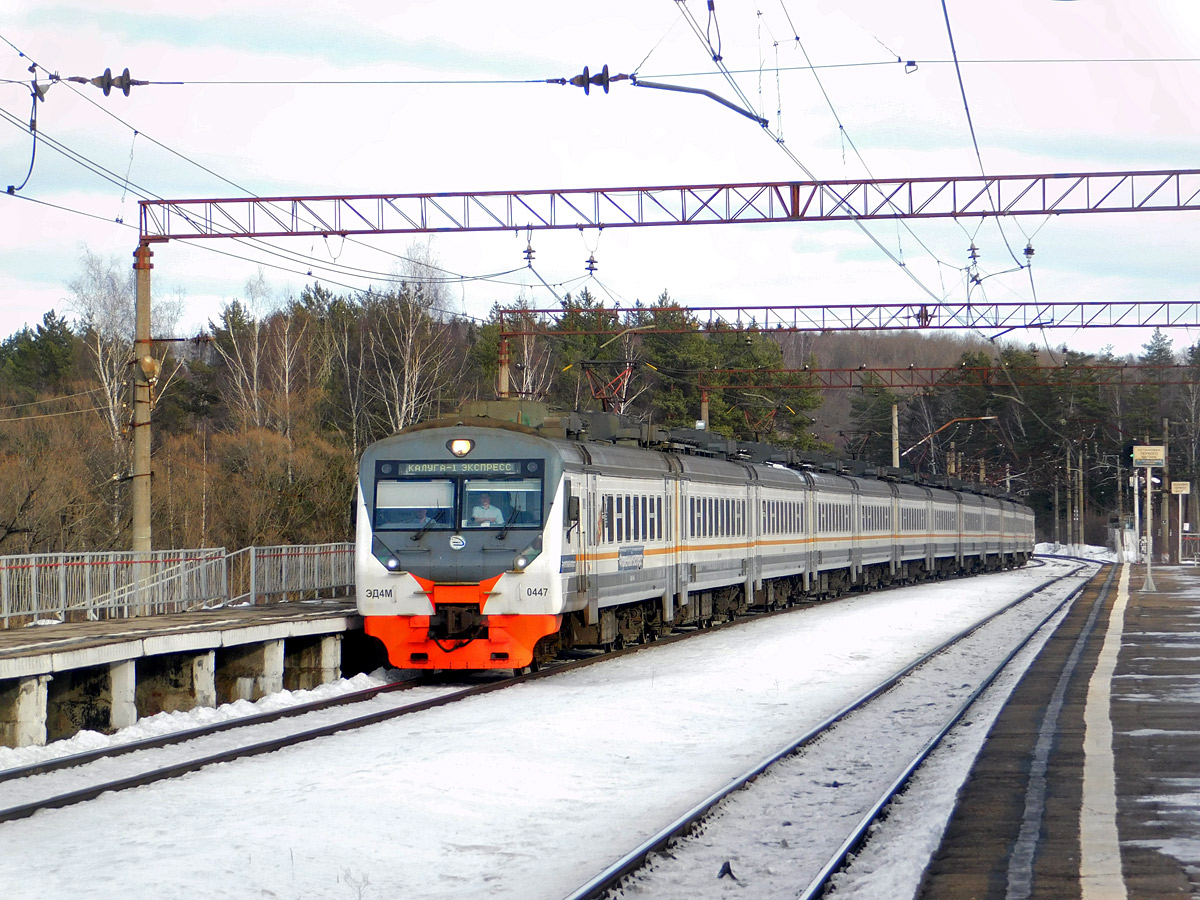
[355,401,1036,670]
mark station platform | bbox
[920,562,1200,899]
[0,599,368,748]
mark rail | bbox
[0,543,355,628]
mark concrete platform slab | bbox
[919,563,1200,899]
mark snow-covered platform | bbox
[0,600,364,748]
[920,563,1200,899]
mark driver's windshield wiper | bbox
[496,508,520,540]
[411,509,444,541]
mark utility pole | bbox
[132,242,153,553]
[891,403,899,469]
[1162,417,1171,563]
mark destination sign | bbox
[377,459,537,478]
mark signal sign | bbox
[1133,445,1165,467]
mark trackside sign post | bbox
[1173,481,1191,567]
[1134,446,1165,591]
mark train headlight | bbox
[513,535,543,572]
[448,438,474,457]
[386,557,401,571]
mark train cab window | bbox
[462,478,543,529]
[374,478,454,530]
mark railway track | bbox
[0,597,806,823]
[0,560,1056,832]
[561,560,1099,900]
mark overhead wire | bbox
[0,33,543,298]
[0,387,108,413]
[0,83,560,317]
[674,1,946,302]
[771,2,954,285]
[939,0,1029,262]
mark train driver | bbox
[471,492,504,526]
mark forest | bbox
[1,247,1196,555]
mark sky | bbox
[0,558,1105,899]
[2,1,1200,360]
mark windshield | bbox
[374,479,455,530]
[462,478,543,529]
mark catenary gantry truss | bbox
[139,169,1200,241]
[496,301,1200,335]
[696,364,1200,392]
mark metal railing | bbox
[0,543,355,628]
[1183,534,1200,565]
[226,543,355,606]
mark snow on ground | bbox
[0,670,403,773]
[1036,541,1120,563]
[0,560,1090,900]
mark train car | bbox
[355,404,1035,671]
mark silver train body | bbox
[356,415,1036,669]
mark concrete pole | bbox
[891,403,899,468]
[700,389,710,431]
[132,243,153,554]
[1162,417,1171,563]
[497,338,511,399]
[1143,466,1157,592]
[1132,473,1140,562]
[1065,448,1074,547]
[1178,489,1184,566]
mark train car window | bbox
[641,495,649,541]
[689,497,696,538]
[603,495,614,543]
[461,477,543,529]
[658,496,665,540]
[631,494,640,542]
[616,495,625,542]
[374,478,455,530]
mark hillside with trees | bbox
[1,248,1195,554]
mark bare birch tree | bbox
[211,269,272,431]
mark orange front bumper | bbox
[365,612,561,669]
[365,573,560,669]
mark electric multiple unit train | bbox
[355,405,1036,670]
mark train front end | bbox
[355,422,567,670]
